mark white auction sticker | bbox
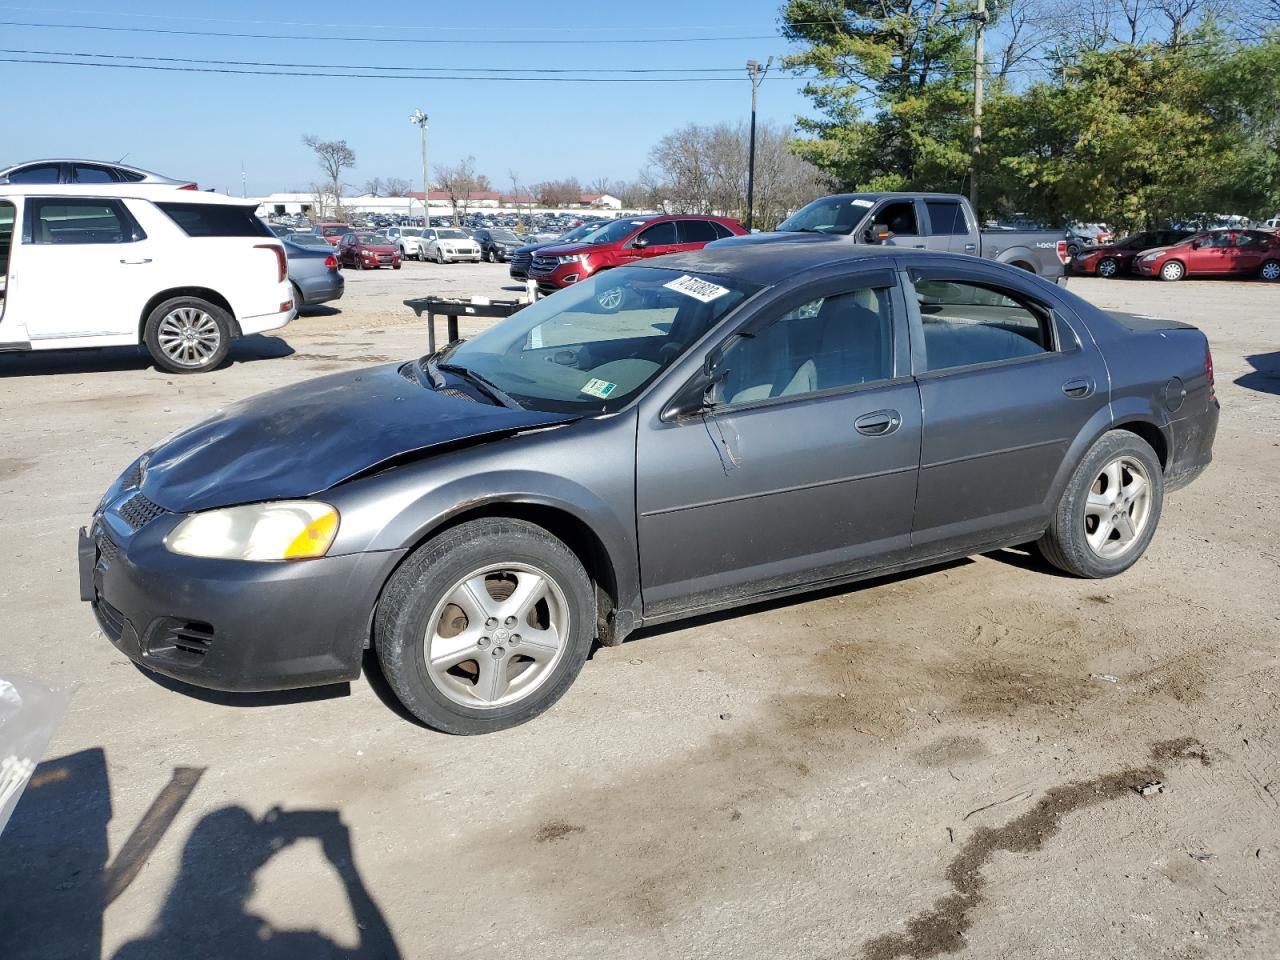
[851,198,874,208]
[663,274,731,303]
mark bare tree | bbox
[383,177,412,197]
[361,177,384,197]
[532,178,584,207]
[434,156,489,224]
[303,135,356,220]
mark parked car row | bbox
[1073,228,1280,281]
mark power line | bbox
[0,56,815,82]
[0,19,781,45]
[0,46,762,74]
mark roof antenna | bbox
[116,152,130,164]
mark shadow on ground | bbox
[0,748,401,960]
[0,335,294,379]
[1236,352,1280,396]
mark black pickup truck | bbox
[742,192,1071,283]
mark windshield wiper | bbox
[431,359,523,409]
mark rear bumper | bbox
[1165,401,1219,492]
[295,272,344,306]
[79,516,405,692]
[239,305,294,335]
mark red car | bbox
[528,214,746,294]
[1135,229,1280,281]
[336,232,402,270]
[1073,229,1194,277]
[313,222,352,247]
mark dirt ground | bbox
[1,261,1277,959]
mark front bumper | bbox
[79,510,405,693]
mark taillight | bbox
[1055,240,1069,264]
[1205,343,1216,404]
[255,243,287,282]
[324,254,338,269]
[179,183,198,190]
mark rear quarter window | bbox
[156,202,271,238]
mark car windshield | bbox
[438,267,759,413]
[576,218,646,245]
[321,225,349,236]
[356,234,383,243]
[1116,233,1151,248]
[492,230,520,243]
[776,196,876,235]
[558,223,601,242]
[286,234,329,247]
[400,228,422,237]
[437,229,468,239]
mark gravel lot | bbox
[1,260,1277,959]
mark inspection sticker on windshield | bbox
[664,274,730,303]
[850,198,874,208]
[580,378,617,399]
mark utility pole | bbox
[745,56,772,232]
[409,108,429,226]
[970,0,987,212]
[240,160,246,199]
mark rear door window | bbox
[912,278,1054,372]
[678,220,719,244]
[6,164,62,184]
[924,200,967,235]
[71,165,116,184]
[24,198,144,245]
[156,202,271,237]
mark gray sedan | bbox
[79,241,1217,734]
[282,234,344,308]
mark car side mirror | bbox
[866,223,893,244]
[1190,240,1201,249]
[663,352,725,420]
[632,237,649,250]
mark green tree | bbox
[780,0,978,192]
[983,34,1280,229]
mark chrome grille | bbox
[530,256,557,275]
[510,252,533,269]
[117,492,168,530]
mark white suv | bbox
[395,227,429,261]
[422,227,481,263]
[0,184,294,373]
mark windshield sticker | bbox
[851,198,874,208]
[663,274,731,303]
[580,378,617,399]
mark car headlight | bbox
[1141,253,1160,262]
[557,254,587,265]
[165,501,339,562]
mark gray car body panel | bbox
[109,245,1217,689]
[283,239,345,306]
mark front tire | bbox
[375,518,596,734]
[143,297,232,374]
[1037,431,1163,578]
[1159,260,1185,281]
[1096,257,1119,278]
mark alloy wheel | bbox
[156,307,221,368]
[1161,261,1184,281]
[1097,257,1118,278]
[1261,261,1280,281]
[424,563,569,709]
[1083,456,1153,559]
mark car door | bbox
[869,198,926,250]
[675,218,720,253]
[635,267,921,617]
[904,263,1110,556]
[922,198,974,255]
[1228,231,1267,275]
[623,220,680,262]
[1187,232,1232,274]
[5,196,153,341]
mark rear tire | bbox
[143,296,232,375]
[375,518,595,734]
[1097,257,1119,278]
[1159,260,1185,281]
[1260,259,1280,282]
[290,281,305,310]
[1037,431,1163,578]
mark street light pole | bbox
[410,109,429,226]
[745,57,772,232]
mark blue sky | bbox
[0,1,811,195]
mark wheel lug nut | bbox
[477,637,490,649]
[485,617,498,629]
[492,646,505,658]
[504,616,517,627]
[510,634,520,645]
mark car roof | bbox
[0,182,254,205]
[644,234,901,285]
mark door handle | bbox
[854,410,902,436]
[119,258,152,265]
[964,243,977,252]
[1062,377,1094,398]
[910,243,925,249]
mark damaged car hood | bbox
[142,362,579,513]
